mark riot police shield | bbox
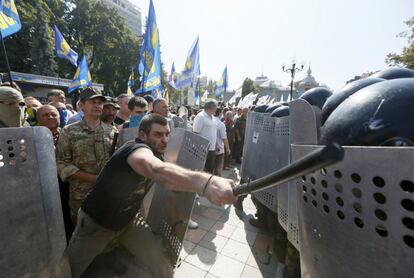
[117,127,139,147]
[0,127,69,277]
[146,128,210,269]
[287,99,320,250]
[291,144,414,278]
[240,111,266,181]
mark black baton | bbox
[232,143,344,196]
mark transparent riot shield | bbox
[290,99,414,277]
[240,112,267,181]
[287,99,320,250]
[0,127,69,277]
[291,144,414,278]
[254,115,290,213]
[117,127,139,147]
[146,128,209,269]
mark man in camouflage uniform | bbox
[56,87,117,225]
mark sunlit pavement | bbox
[175,165,282,278]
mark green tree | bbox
[386,17,414,69]
[0,0,140,96]
[66,0,139,95]
[0,0,58,75]
[241,77,258,97]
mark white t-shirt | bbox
[193,110,217,151]
[214,117,227,155]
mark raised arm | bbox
[127,147,237,205]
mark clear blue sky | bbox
[131,0,413,91]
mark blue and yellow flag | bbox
[53,25,79,67]
[136,0,162,94]
[127,67,134,95]
[0,0,21,38]
[68,55,92,93]
[214,66,228,97]
[168,62,178,89]
[194,78,200,106]
[177,36,200,89]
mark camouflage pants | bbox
[69,198,84,226]
[66,210,173,278]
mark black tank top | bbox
[82,139,154,230]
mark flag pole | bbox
[0,31,14,86]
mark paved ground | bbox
[174,166,282,278]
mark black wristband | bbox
[202,175,214,196]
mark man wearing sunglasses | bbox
[0,86,26,128]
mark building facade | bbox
[3,71,104,103]
[101,0,142,37]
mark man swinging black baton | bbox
[66,114,237,278]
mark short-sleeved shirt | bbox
[56,119,117,201]
[193,110,217,151]
[82,140,154,230]
[214,117,227,155]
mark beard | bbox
[146,140,165,156]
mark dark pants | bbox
[204,151,216,174]
[234,140,244,163]
[213,153,225,177]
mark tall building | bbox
[101,0,142,37]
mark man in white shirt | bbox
[193,99,218,173]
[214,108,230,177]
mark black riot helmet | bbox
[370,68,414,80]
[321,78,385,125]
[321,78,414,146]
[299,87,332,109]
[265,103,282,113]
[254,104,269,113]
[271,105,289,118]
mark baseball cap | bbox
[79,87,106,101]
[103,98,120,109]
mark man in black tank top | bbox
[66,114,237,278]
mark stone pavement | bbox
[174,166,283,278]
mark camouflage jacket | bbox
[56,119,117,200]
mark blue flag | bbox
[136,0,162,94]
[214,66,228,97]
[194,78,200,106]
[127,67,134,95]
[176,36,200,89]
[169,62,178,89]
[53,25,79,67]
[68,55,92,93]
[0,0,21,38]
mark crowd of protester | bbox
[0,83,257,275]
[0,83,251,234]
